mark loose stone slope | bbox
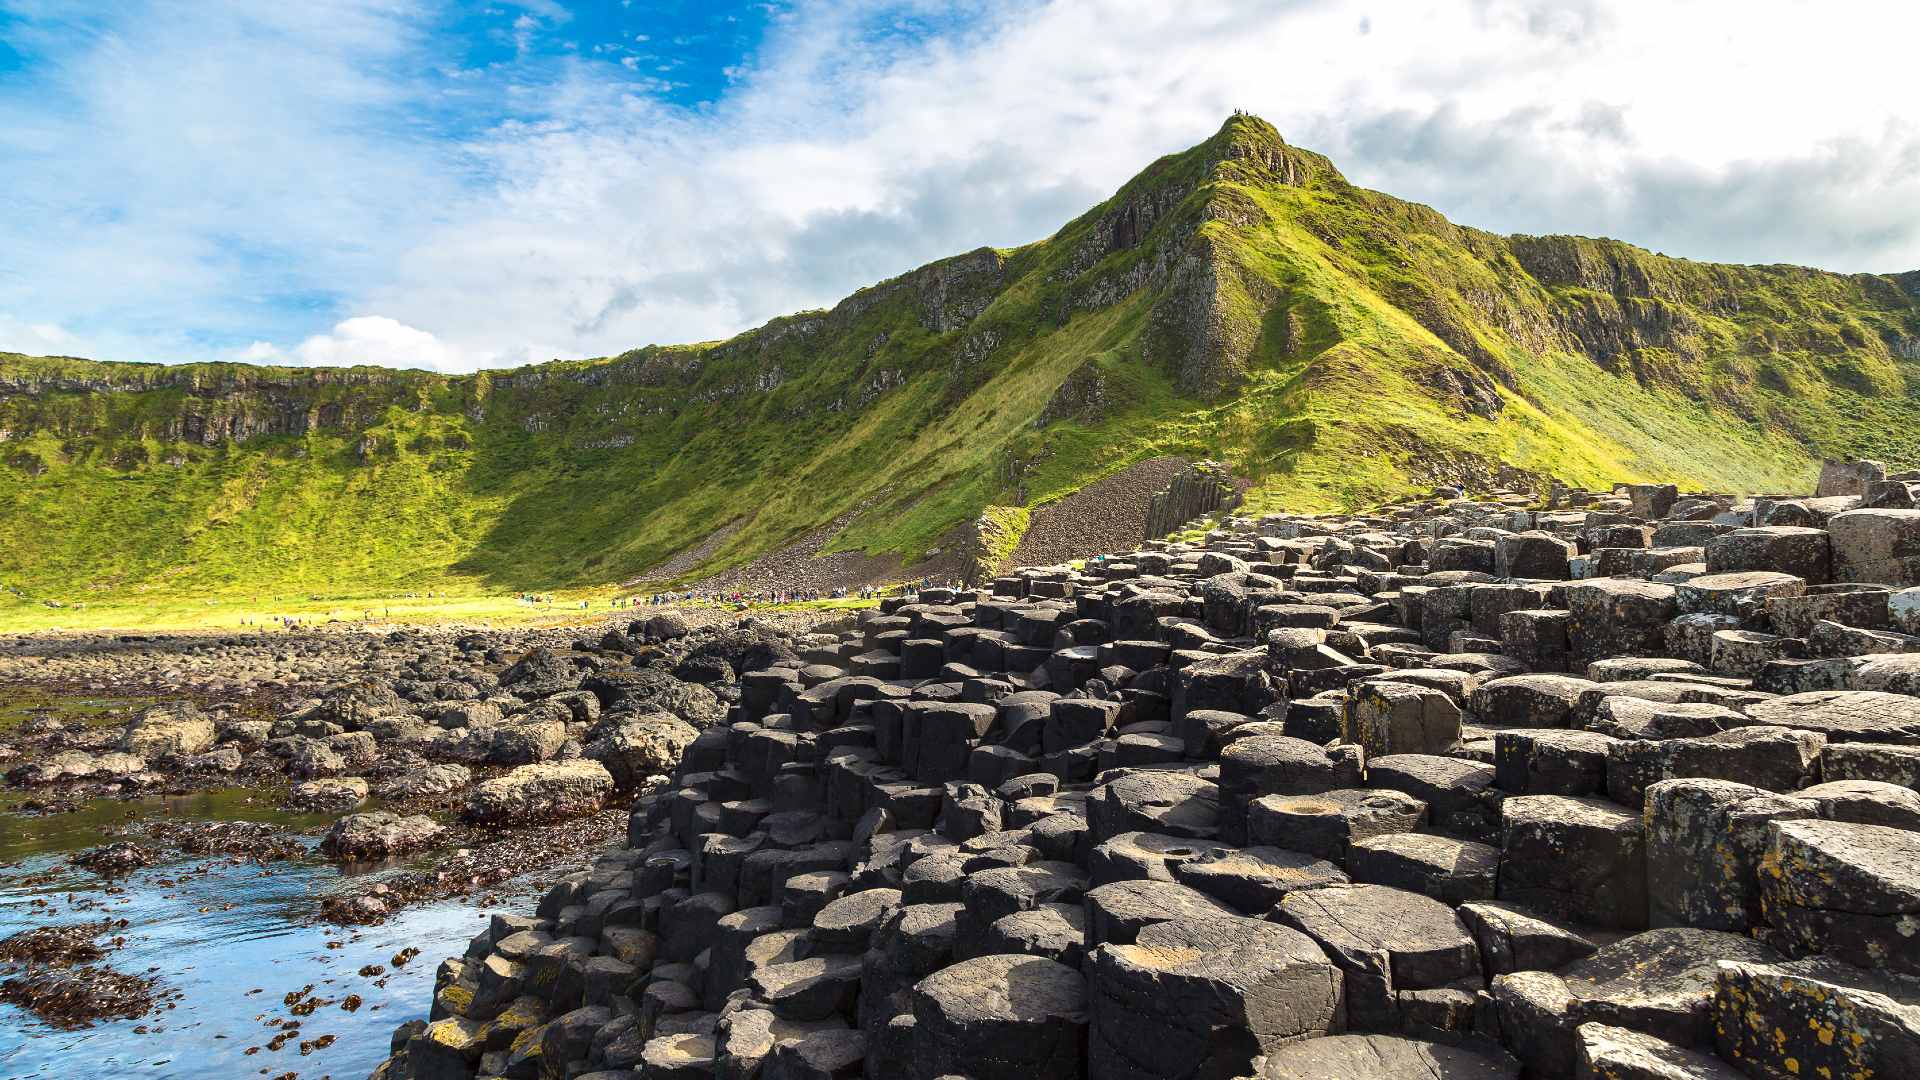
[374,466,1920,1080]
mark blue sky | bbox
[2,0,1918,372]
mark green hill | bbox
[4,114,1918,617]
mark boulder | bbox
[288,776,369,812]
[1456,901,1601,976]
[1741,689,1920,744]
[1469,674,1598,728]
[1344,681,1462,756]
[1605,726,1824,807]
[1247,788,1426,862]
[321,811,444,861]
[582,669,725,727]
[120,701,215,758]
[464,760,614,825]
[1704,527,1832,585]
[1643,778,1815,932]
[585,712,700,788]
[1575,1022,1745,1080]
[375,763,472,800]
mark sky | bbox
[2,0,1917,374]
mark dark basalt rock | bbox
[346,469,1920,1080]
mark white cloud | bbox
[0,316,79,355]
[277,316,483,373]
[368,0,1920,370]
[4,0,1920,374]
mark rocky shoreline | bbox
[0,606,847,1029]
[366,469,1920,1080]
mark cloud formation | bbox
[3,0,1917,372]
[245,316,482,373]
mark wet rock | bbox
[322,811,445,860]
[288,776,370,812]
[186,745,243,772]
[499,646,582,697]
[375,762,472,800]
[584,669,724,727]
[489,720,569,764]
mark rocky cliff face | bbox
[3,114,1918,603]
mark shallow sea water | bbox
[0,794,539,1080]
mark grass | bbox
[3,114,1917,632]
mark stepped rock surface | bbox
[363,473,1920,1080]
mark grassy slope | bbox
[3,116,1917,626]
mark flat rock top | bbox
[1115,914,1333,976]
[1560,927,1780,1000]
[1276,883,1470,952]
[1744,690,1920,741]
[1260,1034,1520,1079]
[1501,794,1639,830]
[913,953,1085,1023]
[1768,818,1920,908]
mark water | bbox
[0,795,542,1080]
[0,695,148,734]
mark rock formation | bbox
[370,466,1920,1080]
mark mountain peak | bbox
[1202,112,1342,188]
